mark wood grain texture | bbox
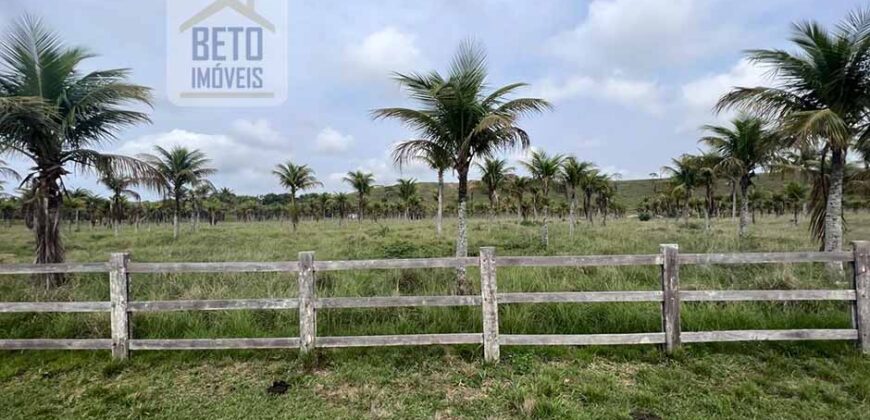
[127,261,299,273]
[681,329,858,343]
[0,339,112,350]
[129,299,299,312]
[0,262,109,275]
[0,301,110,312]
[314,257,477,271]
[680,251,853,265]
[499,291,663,304]
[496,255,660,267]
[661,244,681,353]
[109,253,130,360]
[129,338,301,350]
[681,290,855,302]
[316,334,482,348]
[853,241,870,353]
[316,295,480,309]
[501,333,665,346]
[298,251,316,354]
[480,247,499,363]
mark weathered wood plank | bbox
[0,339,112,350]
[480,247,499,363]
[496,255,660,267]
[126,262,299,273]
[681,329,858,343]
[317,295,480,309]
[298,251,316,355]
[661,244,681,354]
[314,257,477,271]
[129,299,299,312]
[500,333,665,346]
[129,338,301,350]
[109,253,130,360]
[853,241,870,353]
[499,291,663,304]
[681,290,856,302]
[680,251,853,265]
[316,334,482,348]
[0,301,110,313]
[0,263,109,275]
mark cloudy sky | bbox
[1,0,863,197]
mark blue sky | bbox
[1,0,864,196]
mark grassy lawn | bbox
[1,215,870,418]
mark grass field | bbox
[2,215,870,418]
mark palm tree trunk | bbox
[436,170,444,236]
[35,177,65,288]
[74,209,80,232]
[541,205,549,247]
[173,195,181,240]
[568,190,576,238]
[730,180,737,219]
[739,175,750,237]
[825,149,846,274]
[291,194,298,232]
[455,167,470,295]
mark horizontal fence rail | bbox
[0,241,868,361]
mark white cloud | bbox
[230,118,287,149]
[314,127,354,154]
[346,27,425,80]
[534,74,665,115]
[677,59,769,131]
[546,0,734,72]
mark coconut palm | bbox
[663,155,702,224]
[395,178,419,220]
[99,170,140,236]
[142,146,215,239]
[332,193,350,226]
[561,157,594,237]
[273,162,322,231]
[508,176,531,221]
[0,16,153,282]
[695,151,722,231]
[63,188,91,232]
[701,117,778,236]
[188,179,215,231]
[343,170,374,222]
[374,41,550,294]
[391,139,451,235]
[783,182,809,225]
[716,8,870,250]
[521,150,565,247]
[476,158,513,219]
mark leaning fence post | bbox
[109,252,131,360]
[298,251,316,355]
[479,247,499,363]
[660,244,681,354]
[852,241,870,354]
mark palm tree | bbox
[522,150,565,247]
[701,117,778,236]
[0,17,153,282]
[273,162,322,231]
[99,170,140,236]
[783,182,809,225]
[561,157,594,237]
[594,174,616,226]
[332,193,350,226]
[343,170,374,222]
[663,155,702,225]
[142,146,215,239]
[476,158,513,220]
[374,41,550,294]
[64,188,91,232]
[188,179,215,231]
[508,175,531,221]
[396,178,419,220]
[391,140,451,236]
[716,8,870,251]
[695,152,722,231]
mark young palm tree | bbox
[521,150,565,247]
[374,41,550,294]
[188,179,215,232]
[663,155,702,225]
[716,8,870,251]
[701,117,778,237]
[343,170,374,222]
[476,158,513,220]
[0,16,153,281]
[594,174,616,226]
[695,151,722,231]
[331,193,350,226]
[142,146,215,239]
[395,178,419,220]
[561,157,594,237]
[783,182,809,225]
[99,170,140,236]
[63,188,91,232]
[391,140,451,235]
[508,176,531,221]
[273,162,322,231]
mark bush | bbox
[638,212,652,221]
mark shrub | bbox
[638,212,652,221]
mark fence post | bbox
[660,244,681,354]
[298,251,316,355]
[109,252,131,360]
[852,241,870,354]
[479,247,499,363]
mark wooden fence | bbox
[0,241,868,362]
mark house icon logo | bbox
[166,0,287,107]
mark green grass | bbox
[1,215,870,418]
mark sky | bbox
[1,0,865,197]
